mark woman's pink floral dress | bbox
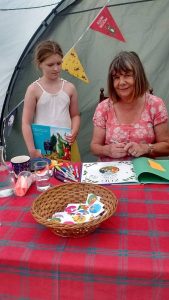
[93,93,168,161]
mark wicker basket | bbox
[31,183,118,238]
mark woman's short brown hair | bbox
[107,51,149,101]
[34,40,63,67]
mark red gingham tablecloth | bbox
[1,177,169,300]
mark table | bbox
[1,177,169,300]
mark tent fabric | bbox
[1,0,169,162]
[0,0,62,114]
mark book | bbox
[31,124,71,161]
[80,157,169,184]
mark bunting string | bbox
[66,0,111,51]
[62,0,111,83]
[62,0,126,82]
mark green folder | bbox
[133,157,169,183]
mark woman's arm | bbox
[124,122,169,157]
[148,96,169,156]
[151,122,169,156]
[22,84,42,158]
[90,126,127,159]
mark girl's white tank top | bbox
[33,78,71,128]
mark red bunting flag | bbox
[90,6,125,42]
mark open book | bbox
[31,124,71,161]
[81,157,169,184]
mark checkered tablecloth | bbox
[1,178,169,300]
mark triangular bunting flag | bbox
[90,6,125,42]
[62,48,89,83]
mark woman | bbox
[22,40,80,160]
[90,51,169,161]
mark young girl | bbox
[22,40,80,160]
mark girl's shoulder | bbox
[27,79,40,90]
[62,78,75,89]
[25,80,42,99]
[26,81,38,93]
[61,79,77,96]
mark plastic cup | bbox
[14,171,34,196]
[34,160,50,192]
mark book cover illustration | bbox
[31,124,71,160]
[81,161,138,184]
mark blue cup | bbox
[11,155,30,175]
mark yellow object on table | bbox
[71,140,81,162]
[148,159,166,172]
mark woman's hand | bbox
[106,143,128,158]
[124,142,149,157]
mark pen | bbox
[60,166,77,181]
[69,164,76,176]
[75,165,79,179]
[54,168,72,182]
[61,167,73,176]
[61,166,73,176]
[54,173,71,183]
[65,163,75,175]
[54,167,78,182]
[55,165,66,175]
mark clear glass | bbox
[0,146,15,197]
[34,160,50,192]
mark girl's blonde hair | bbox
[34,40,63,67]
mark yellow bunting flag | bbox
[148,159,166,172]
[62,48,89,83]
